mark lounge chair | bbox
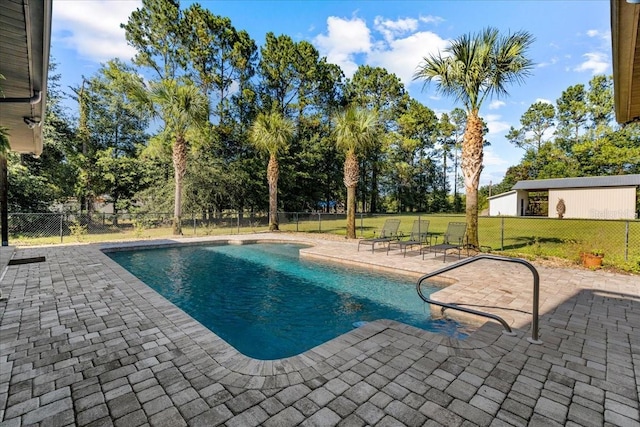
[357,219,401,252]
[422,221,467,262]
[387,219,430,257]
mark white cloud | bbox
[368,31,449,87]
[482,148,510,167]
[586,29,610,40]
[314,14,449,85]
[314,16,372,78]
[535,98,553,104]
[537,57,558,68]
[484,114,510,136]
[479,168,507,187]
[488,100,505,110]
[52,0,140,63]
[419,15,445,25]
[574,52,610,74]
[480,145,521,186]
[373,16,418,42]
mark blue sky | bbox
[50,0,612,187]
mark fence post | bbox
[318,213,321,232]
[237,211,240,234]
[296,212,299,232]
[60,213,64,243]
[501,216,504,251]
[360,212,363,237]
[625,221,629,261]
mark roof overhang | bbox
[0,0,52,157]
[513,174,640,191]
[488,190,518,200]
[611,0,640,124]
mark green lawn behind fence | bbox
[281,213,640,273]
[8,213,640,273]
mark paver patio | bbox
[0,233,638,426]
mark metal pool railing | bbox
[416,254,542,344]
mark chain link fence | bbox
[5,211,639,270]
[6,211,272,244]
[281,212,640,269]
[478,216,639,265]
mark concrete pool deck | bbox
[0,233,638,426]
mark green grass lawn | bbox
[9,213,640,273]
[283,213,640,273]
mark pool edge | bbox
[95,235,511,383]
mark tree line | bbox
[4,0,638,245]
[7,0,470,231]
[482,74,640,207]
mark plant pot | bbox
[581,252,603,268]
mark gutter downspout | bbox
[0,91,42,104]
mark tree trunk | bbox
[344,151,359,239]
[172,135,188,235]
[461,111,484,249]
[268,154,279,231]
[113,196,119,226]
[346,185,356,238]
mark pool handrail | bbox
[416,254,542,344]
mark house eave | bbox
[611,0,640,124]
[0,0,52,157]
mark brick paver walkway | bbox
[0,234,638,426]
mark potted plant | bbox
[581,249,604,268]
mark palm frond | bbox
[333,106,377,155]
[149,79,209,139]
[414,26,534,112]
[249,109,295,156]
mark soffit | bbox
[612,0,640,124]
[0,0,52,156]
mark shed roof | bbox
[488,190,517,200]
[512,175,640,191]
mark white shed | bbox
[512,175,640,219]
[488,190,529,216]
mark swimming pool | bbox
[107,242,468,359]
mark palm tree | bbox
[126,76,209,235]
[333,106,377,239]
[249,109,295,231]
[414,27,534,248]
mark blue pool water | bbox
[107,243,468,359]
